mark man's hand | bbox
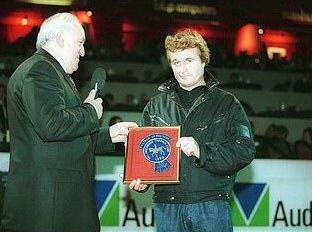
[176,137,200,158]
[84,89,103,119]
[129,178,148,191]
[109,122,138,143]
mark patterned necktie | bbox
[67,75,77,91]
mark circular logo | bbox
[139,133,172,173]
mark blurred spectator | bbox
[292,71,312,93]
[153,52,173,83]
[1,29,312,73]
[112,94,143,111]
[271,80,291,92]
[249,120,267,158]
[294,127,312,160]
[102,93,115,110]
[255,124,294,159]
[254,124,274,158]
[125,94,138,106]
[124,69,139,82]
[142,69,155,83]
[221,72,262,90]
[0,84,9,151]
[108,115,125,155]
[108,115,123,126]
[138,93,149,108]
[4,58,14,77]
[266,124,294,159]
[292,78,312,92]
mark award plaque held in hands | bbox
[123,126,181,184]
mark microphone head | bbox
[90,68,106,95]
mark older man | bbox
[1,12,137,232]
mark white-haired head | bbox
[36,12,82,49]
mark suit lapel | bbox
[36,48,82,104]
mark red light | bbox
[234,24,260,56]
[21,16,28,25]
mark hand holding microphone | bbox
[84,90,103,119]
[90,68,106,99]
[84,68,107,119]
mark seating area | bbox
[0,48,311,159]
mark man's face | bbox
[168,47,206,91]
[60,24,85,74]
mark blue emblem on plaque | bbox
[139,133,171,173]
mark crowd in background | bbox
[0,76,311,159]
[1,31,312,96]
[0,28,311,159]
[252,123,312,160]
[1,26,312,74]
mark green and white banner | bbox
[94,157,312,232]
[1,153,311,231]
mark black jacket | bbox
[1,49,115,232]
[141,72,255,204]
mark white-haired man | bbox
[1,12,137,232]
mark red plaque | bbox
[123,126,181,184]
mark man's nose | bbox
[80,46,85,57]
[181,62,188,72]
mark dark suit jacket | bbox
[1,49,115,232]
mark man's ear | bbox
[55,32,64,47]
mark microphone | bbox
[90,68,106,99]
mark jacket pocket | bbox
[196,113,227,131]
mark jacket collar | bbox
[35,48,81,102]
[35,48,68,77]
[158,68,219,93]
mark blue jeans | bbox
[154,200,233,232]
